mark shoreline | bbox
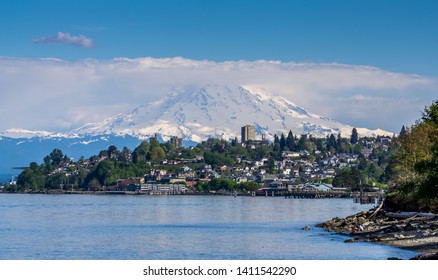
[316,206,438,259]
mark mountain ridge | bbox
[2,84,393,141]
[69,84,393,141]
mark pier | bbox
[255,189,383,204]
[284,190,352,199]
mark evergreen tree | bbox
[399,125,407,140]
[350,128,359,144]
[336,133,342,151]
[286,130,295,151]
[49,148,64,166]
[279,133,287,151]
[326,134,337,153]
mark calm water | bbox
[0,194,417,260]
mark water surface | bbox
[0,194,417,259]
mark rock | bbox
[411,252,438,260]
[303,225,311,230]
[394,234,406,239]
[404,223,417,231]
[344,238,358,243]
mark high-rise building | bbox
[241,125,256,143]
[170,136,183,149]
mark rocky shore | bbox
[316,205,438,260]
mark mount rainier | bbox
[0,84,391,175]
[73,84,391,141]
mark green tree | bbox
[279,133,287,151]
[150,146,166,162]
[326,134,337,153]
[107,145,118,159]
[286,130,296,151]
[386,100,438,211]
[421,100,438,125]
[207,178,237,192]
[332,168,366,191]
[49,148,64,166]
[45,173,66,189]
[350,128,359,144]
[204,150,234,166]
[87,160,116,186]
[239,181,260,192]
[399,125,407,140]
[133,140,150,163]
[149,137,161,149]
[17,168,46,191]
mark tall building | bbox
[170,136,183,149]
[241,125,256,143]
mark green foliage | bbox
[332,168,366,191]
[204,150,234,167]
[286,130,295,151]
[49,148,64,166]
[199,179,260,193]
[149,146,166,162]
[149,137,161,149]
[239,181,261,192]
[386,100,438,211]
[350,128,359,144]
[421,100,438,125]
[13,120,418,199]
[45,173,66,189]
[279,133,287,151]
[133,140,150,163]
[17,167,46,191]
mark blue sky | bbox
[0,0,437,133]
[2,0,437,75]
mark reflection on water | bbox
[0,194,417,259]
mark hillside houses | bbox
[127,150,363,194]
[10,127,394,194]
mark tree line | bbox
[11,129,370,192]
[384,100,438,212]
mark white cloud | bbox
[0,56,436,133]
[32,32,94,48]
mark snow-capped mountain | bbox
[0,128,54,139]
[0,84,393,175]
[73,84,392,141]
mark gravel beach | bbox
[316,206,438,259]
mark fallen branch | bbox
[368,199,384,219]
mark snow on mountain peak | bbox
[241,85,275,101]
[70,84,393,141]
[0,128,53,138]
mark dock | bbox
[256,189,383,204]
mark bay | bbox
[0,194,417,259]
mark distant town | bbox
[1,123,395,197]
